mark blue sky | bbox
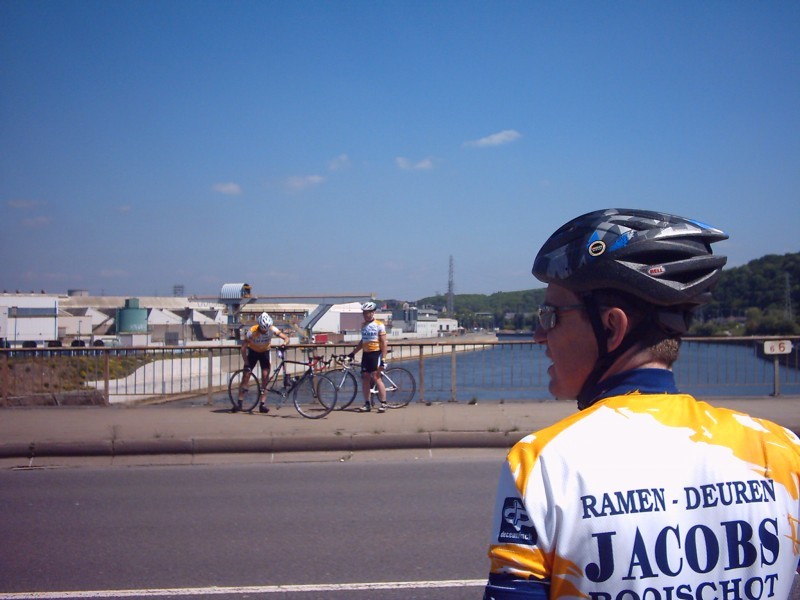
[1,1,798,301]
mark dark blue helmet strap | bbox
[576,293,650,410]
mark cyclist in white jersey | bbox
[348,301,388,413]
[484,209,800,599]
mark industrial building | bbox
[0,285,457,348]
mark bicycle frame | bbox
[328,353,414,410]
[257,348,337,418]
[263,349,319,400]
[228,348,337,418]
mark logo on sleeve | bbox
[498,497,537,545]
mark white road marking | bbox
[0,579,486,598]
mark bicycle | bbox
[373,363,416,408]
[227,364,265,413]
[228,347,338,419]
[325,355,359,410]
[328,353,416,410]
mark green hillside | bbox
[403,252,800,335]
[413,289,546,331]
[702,252,800,335]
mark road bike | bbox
[324,355,359,410]
[228,347,338,419]
[327,354,416,410]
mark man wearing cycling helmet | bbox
[348,301,388,413]
[485,209,800,599]
[239,311,289,413]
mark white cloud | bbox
[328,154,350,171]
[285,175,326,191]
[212,182,242,195]
[463,129,522,148]
[396,156,434,170]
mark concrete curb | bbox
[114,439,194,456]
[0,432,518,459]
[431,431,522,448]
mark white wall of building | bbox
[0,296,59,345]
[312,302,362,333]
[58,313,94,340]
[147,308,184,325]
[189,309,226,325]
[436,318,459,333]
[119,333,150,346]
[414,320,441,337]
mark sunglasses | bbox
[537,303,586,331]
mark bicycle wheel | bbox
[293,373,337,419]
[381,367,416,408]
[329,369,358,410]
[228,369,261,413]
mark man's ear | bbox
[602,307,629,353]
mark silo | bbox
[116,298,148,333]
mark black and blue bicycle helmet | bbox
[532,208,728,407]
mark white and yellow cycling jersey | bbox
[360,319,386,353]
[243,324,279,353]
[487,390,800,599]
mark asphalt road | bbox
[0,454,499,599]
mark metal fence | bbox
[1,336,799,406]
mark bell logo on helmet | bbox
[649,265,666,277]
[588,240,606,257]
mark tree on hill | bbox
[400,252,800,336]
[702,252,799,335]
[415,289,546,331]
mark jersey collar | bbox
[587,368,679,405]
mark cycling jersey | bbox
[244,324,279,353]
[360,319,385,353]
[485,369,800,600]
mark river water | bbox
[393,340,800,403]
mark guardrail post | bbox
[103,350,110,404]
[418,345,425,404]
[1,352,8,404]
[772,356,781,397]
[450,346,457,403]
[207,349,213,405]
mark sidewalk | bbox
[2,396,800,467]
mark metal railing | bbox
[1,337,799,406]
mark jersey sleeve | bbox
[485,454,553,598]
[487,456,550,581]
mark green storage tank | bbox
[116,298,148,333]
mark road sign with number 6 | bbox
[764,340,793,355]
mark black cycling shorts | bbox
[360,351,383,374]
[245,349,271,372]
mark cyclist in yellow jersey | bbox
[348,301,388,413]
[239,312,289,413]
[484,209,800,599]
